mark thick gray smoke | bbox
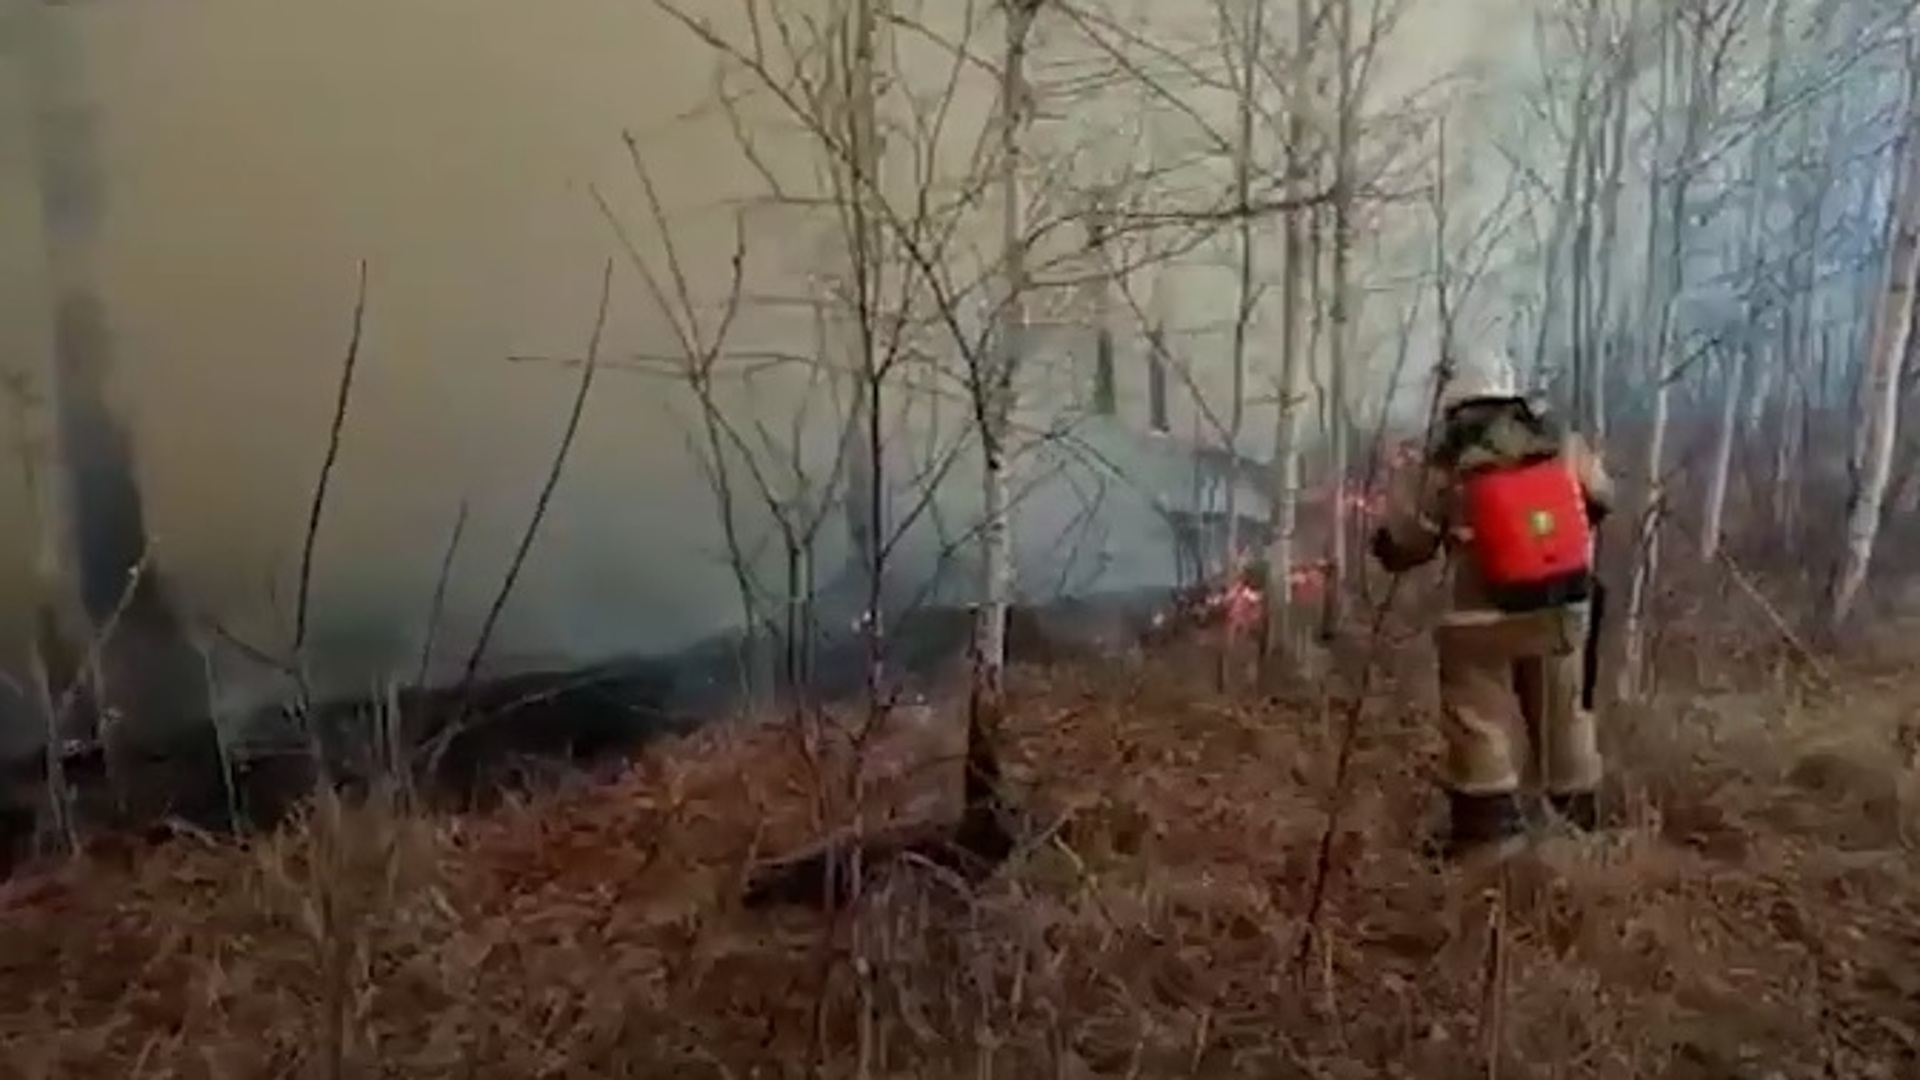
[0,0,1519,755]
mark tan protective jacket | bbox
[1374,428,1613,623]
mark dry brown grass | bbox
[2,632,1918,1079]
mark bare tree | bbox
[1261,0,1319,679]
[1205,0,1271,684]
[638,0,1218,950]
[1826,44,1920,632]
[1616,0,1748,699]
[1699,0,1789,560]
[969,0,1043,776]
[1317,0,1362,642]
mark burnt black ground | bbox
[0,588,1178,878]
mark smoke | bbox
[55,0,796,708]
[0,0,1512,743]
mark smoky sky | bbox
[0,0,1517,721]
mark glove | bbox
[1370,526,1425,574]
[1368,526,1395,562]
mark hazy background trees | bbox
[0,0,1913,755]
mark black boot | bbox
[1431,790,1526,862]
[1547,790,1599,832]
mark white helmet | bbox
[1439,348,1521,411]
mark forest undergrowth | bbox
[2,568,1919,1080]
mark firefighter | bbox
[1369,351,1614,861]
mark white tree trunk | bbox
[974,0,1036,716]
[1826,70,1920,632]
[1261,0,1313,679]
[1619,10,1686,701]
[1318,0,1356,643]
[1701,0,1787,560]
[1531,22,1589,404]
[1578,0,1640,444]
[1769,95,1833,541]
[1590,38,1633,443]
[843,0,890,706]
[1218,0,1265,684]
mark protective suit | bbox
[1370,352,1614,860]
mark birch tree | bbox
[1262,0,1318,677]
[1317,0,1361,642]
[1503,0,1646,439]
[971,0,1042,745]
[1580,0,1641,440]
[1699,0,1789,560]
[1525,3,1601,415]
[1766,56,1844,542]
[1825,46,1920,632]
[1616,0,1748,699]
[1214,0,1268,682]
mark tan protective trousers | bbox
[1433,606,1601,796]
